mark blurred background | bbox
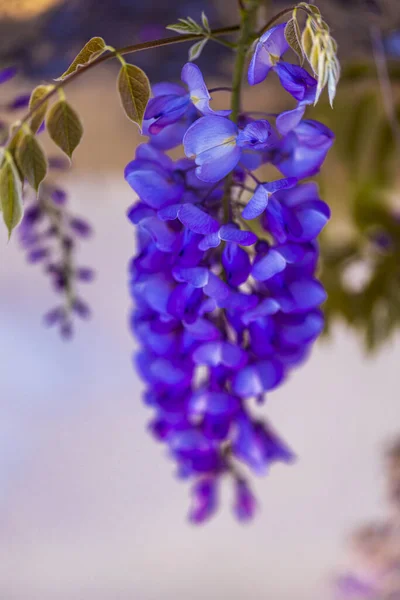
[1,0,400,599]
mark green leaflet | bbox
[57,37,107,80]
[201,12,210,33]
[15,129,48,192]
[117,64,150,131]
[167,16,204,35]
[284,18,304,64]
[29,84,54,134]
[188,38,208,61]
[301,20,315,67]
[46,100,83,159]
[0,152,23,238]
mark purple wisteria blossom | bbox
[126,52,333,522]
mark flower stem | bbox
[223,0,261,223]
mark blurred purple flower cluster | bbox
[19,177,94,338]
[125,23,334,523]
[334,441,400,600]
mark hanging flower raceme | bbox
[19,176,94,338]
[126,21,334,523]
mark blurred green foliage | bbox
[315,60,400,350]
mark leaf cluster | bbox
[0,36,151,237]
[167,12,211,61]
[285,2,340,105]
[316,67,400,350]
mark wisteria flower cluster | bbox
[19,175,94,338]
[125,22,334,523]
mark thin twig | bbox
[9,25,240,143]
[208,86,233,93]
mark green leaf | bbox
[29,84,54,134]
[167,17,203,35]
[117,63,150,131]
[46,100,83,159]
[15,129,48,192]
[7,125,25,181]
[284,18,304,64]
[57,37,107,80]
[327,64,338,107]
[301,21,315,68]
[188,38,208,61]
[0,153,23,238]
[309,37,321,75]
[315,50,328,104]
[201,11,210,33]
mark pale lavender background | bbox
[0,71,399,599]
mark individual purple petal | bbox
[232,359,283,397]
[237,120,273,150]
[125,159,184,209]
[279,278,327,313]
[203,272,231,303]
[290,202,330,241]
[178,203,220,235]
[167,283,201,321]
[242,185,269,220]
[127,203,155,224]
[145,93,190,134]
[219,224,257,246]
[248,23,289,85]
[233,417,295,474]
[139,216,179,252]
[169,428,221,473]
[274,62,317,102]
[152,82,187,97]
[51,188,68,205]
[7,93,30,111]
[221,342,248,369]
[252,249,287,281]
[189,391,240,417]
[0,66,17,84]
[183,115,241,182]
[181,62,231,117]
[233,479,257,521]
[276,120,334,179]
[76,267,95,282]
[189,477,218,523]
[27,247,49,263]
[157,203,181,221]
[135,143,175,169]
[198,231,221,251]
[193,341,247,369]
[278,311,324,346]
[183,318,221,341]
[276,242,306,263]
[72,298,91,319]
[69,217,92,237]
[264,177,298,194]
[43,306,64,327]
[172,266,209,288]
[222,291,258,313]
[241,298,280,325]
[276,104,306,135]
[149,357,191,385]
[222,243,251,287]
